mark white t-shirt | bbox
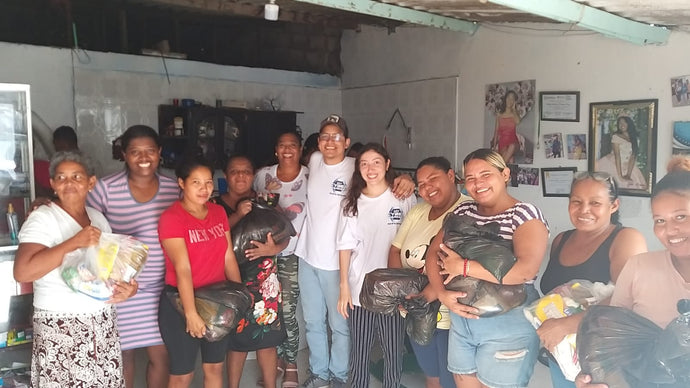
[18,203,112,313]
[336,188,416,306]
[295,151,355,270]
[253,164,309,256]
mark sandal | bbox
[281,364,299,388]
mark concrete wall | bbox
[341,25,690,251]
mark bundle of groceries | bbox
[523,280,615,381]
[61,233,148,300]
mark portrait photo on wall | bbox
[485,80,536,164]
[673,121,690,155]
[589,99,658,196]
[507,163,519,187]
[517,166,539,186]
[543,133,564,159]
[671,75,690,107]
[567,134,587,160]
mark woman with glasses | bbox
[425,148,549,388]
[576,158,690,387]
[538,171,647,388]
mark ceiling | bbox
[134,0,690,40]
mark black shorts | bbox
[158,287,229,375]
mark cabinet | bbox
[158,105,298,170]
[0,83,34,370]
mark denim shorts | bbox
[409,328,455,388]
[447,284,540,388]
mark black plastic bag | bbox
[232,200,296,265]
[445,276,526,317]
[359,268,440,345]
[167,281,253,342]
[441,213,516,283]
[577,305,690,388]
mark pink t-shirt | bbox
[611,250,690,328]
[159,201,229,288]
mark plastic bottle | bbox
[6,203,19,243]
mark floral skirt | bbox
[31,306,124,388]
[227,256,286,352]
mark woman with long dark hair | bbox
[595,116,646,190]
[336,143,416,388]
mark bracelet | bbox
[463,258,470,277]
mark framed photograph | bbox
[589,99,658,197]
[540,91,580,122]
[671,75,690,107]
[541,167,577,197]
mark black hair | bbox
[347,142,364,158]
[343,142,395,217]
[175,156,212,181]
[500,90,518,114]
[301,133,320,166]
[120,125,161,151]
[417,156,452,173]
[53,126,78,149]
[616,116,639,155]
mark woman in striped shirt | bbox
[88,125,180,388]
[425,148,549,388]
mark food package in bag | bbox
[523,280,615,381]
[60,233,149,300]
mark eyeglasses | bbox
[318,133,344,142]
[573,171,618,196]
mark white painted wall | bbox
[0,42,342,175]
[341,25,690,252]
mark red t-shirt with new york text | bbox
[159,201,229,288]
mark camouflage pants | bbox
[277,254,300,364]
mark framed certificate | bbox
[540,91,580,122]
[541,167,577,197]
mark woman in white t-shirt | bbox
[336,143,416,388]
[14,151,138,387]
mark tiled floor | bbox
[134,347,554,387]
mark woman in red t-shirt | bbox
[158,156,241,388]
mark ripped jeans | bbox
[447,284,539,388]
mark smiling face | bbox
[179,166,214,206]
[416,165,456,210]
[568,178,619,232]
[463,158,510,205]
[123,136,161,178]
[276,132,301,167]
[225,157,254,196]
[652,191,690,260]
[617,117,628,134]
[318,124,350,164]
[50,160,96,205]
[358,149,389,187]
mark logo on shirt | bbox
[188,223,225,243]
[331,179,347,196]
[388,207,403,224]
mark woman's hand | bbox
[437,244,464,283]
[392,174,415,199]
[438,288,479,319]
[338,284,353,319]
[70,226,102,250]
[574,374,608,388]
[245,233,282,260]
[237,199,253,217]
[536,316,578,351]
[108,279,138,304]
[185,311,207,339]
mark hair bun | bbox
[667,156,690,173]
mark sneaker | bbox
[301,374,330,388]
[330,378,348,388]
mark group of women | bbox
[13,118,690,388]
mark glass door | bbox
[0,83,33,247]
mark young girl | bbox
[336,143,416,388]
[158,157,241,388]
